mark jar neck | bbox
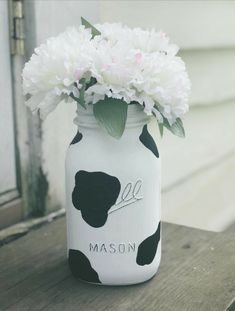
[74,103,150,129]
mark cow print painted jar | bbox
[65,104,161,285]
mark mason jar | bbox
[65,103,161,285]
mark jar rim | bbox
[74,103,150,128]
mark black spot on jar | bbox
[70,131,83,145]
[68,249,101,283]
[136,222,161,266]
[72,170,121,227]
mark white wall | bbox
[33,0,235,231]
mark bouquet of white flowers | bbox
[22,18,191,138]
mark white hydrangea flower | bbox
[95,23,178,55]
[22,22,191,123]
[22,26,94,118]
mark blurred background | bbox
[1,0,235,232]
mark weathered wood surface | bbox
[0,217,234,311]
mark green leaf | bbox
[93,97,128,139]
[152,104,164,137]
[153,103,185,138]
[158,122,164,137]
[163,117,185,138]
[81,17,101,38]
[70,93,85,109]
[78,78,86,107]
[85,77,97,90]
[70,78,86,109]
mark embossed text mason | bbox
[89,242,136,254]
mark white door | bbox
[0,0,19,223]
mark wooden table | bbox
[0,217,234,311]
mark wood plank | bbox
[34,0,100,43]
[0,207,65,245]
[180,48,235,106]
[0,217,234,311]
[162,153,235,232]
[151,101,235,190]
[0,198,23,230]
[0,190,19,206]
[100,1,235,49]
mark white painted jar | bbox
[65,104,161,285]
